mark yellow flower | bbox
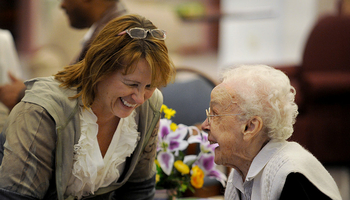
[160,104,168,113]
[163,107,176,119]
[170,123,178,132]
[155,159,160,167]
[174,160,190,175]
[156,174,160,183]
[190,166,204,189]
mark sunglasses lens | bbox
[150,29,166,40]
[129,28,146,39]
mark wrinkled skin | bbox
[201,81,268,180]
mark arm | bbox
[280,173,332,200]
[0,72,26,110]
[0,102,56,199]
[111,120,160,200]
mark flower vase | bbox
[154,189,177,200]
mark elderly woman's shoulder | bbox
[264,141,341,199]
[268,141,321,168]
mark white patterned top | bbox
[65,107,140,199]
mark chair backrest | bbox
[160,67,218,126]
[291,14,350,165]
[299,15,350,103]
[302,15,350,72]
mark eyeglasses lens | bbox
[206,108,210,124]
[150,30,166,40]
[129,28,147,39]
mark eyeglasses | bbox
[118,27,166,40]
[205,107,240,124]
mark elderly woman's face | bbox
[93,58,156,118]
[202,83,247,167]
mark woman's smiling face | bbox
[92,58,156,118]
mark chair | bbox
[278,14,350,165]
[299,14,350,105]
[273,15,350,199]
[161,67,218,126]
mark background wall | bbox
[0,0,340,80]
[218,0,338,72]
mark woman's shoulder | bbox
[146,88,163,111]
[263,141,341,200]
[266,141,319,171]
[24,76,65,92]
[22,76,80,125]
[23,76,77,101]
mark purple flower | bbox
[207,168,227,187]
[157,119,189,175]
[188,131,218,153]
[194,153,227,187]
[157,151,174,175]
[156,117,227,186]
[197,153,215,172]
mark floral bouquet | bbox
[155,105,227,198]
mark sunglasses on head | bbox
[118,27,166,40]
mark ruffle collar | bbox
[65,107,140,199]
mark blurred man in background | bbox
[0,0,126,111]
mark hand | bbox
[0,72,26,110]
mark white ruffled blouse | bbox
[65,107,140,199]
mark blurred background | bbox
[1,0,349,199]
[1,0,343,80]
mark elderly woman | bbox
[0,14,175,200]
[202,65,341,200]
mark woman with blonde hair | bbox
[0,14,175,200]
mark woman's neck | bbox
[91,103,120,157]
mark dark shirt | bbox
[280,173,332,200]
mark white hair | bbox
[221,65,298,140]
